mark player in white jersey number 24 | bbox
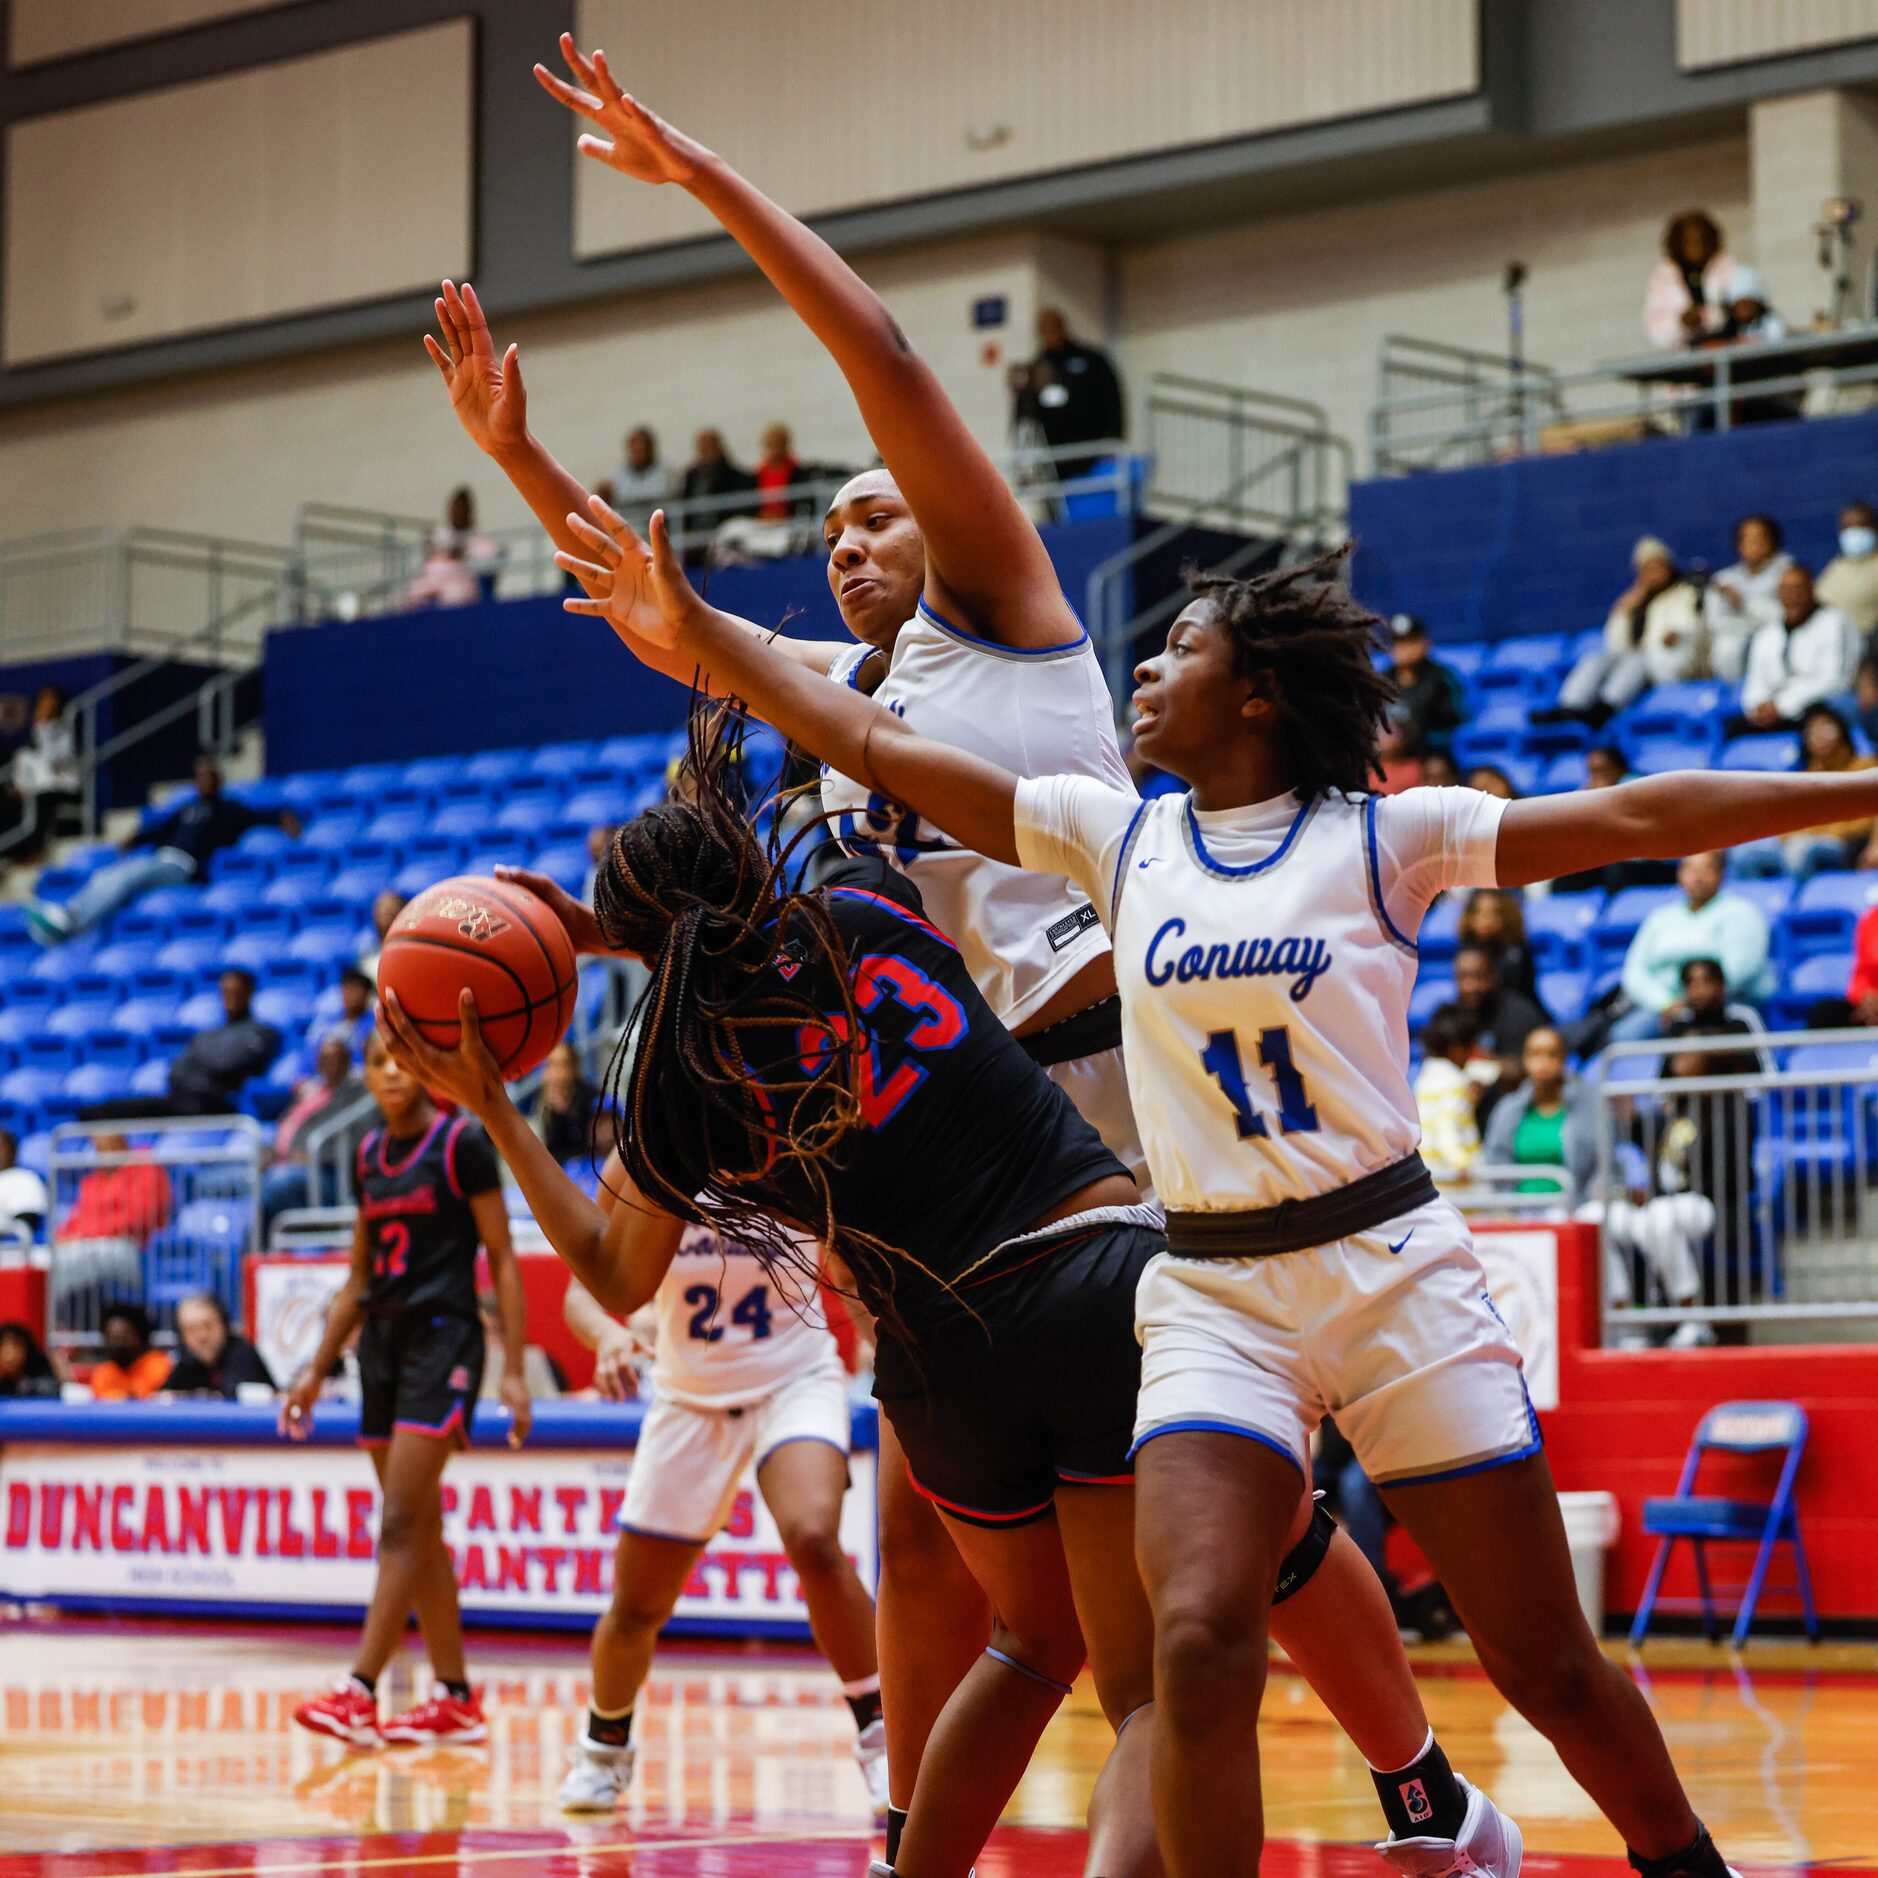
[553,1150,887,1817]
[569,516,1846,1878]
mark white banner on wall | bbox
[1472,1226,1560,1412]
[0,1440,877,1634]
[250,1259,351,1385]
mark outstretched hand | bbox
[424,280,528,458]
[493,863,613,958]
[534,34,710,185]
[377,988,507,1118]
[558,501,714,657]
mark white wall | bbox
[1116,136,1755,468]
[7,0,292,66]
[0,232,1048,547]
[1680,0,1878,69]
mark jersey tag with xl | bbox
[1044,904,1101,953]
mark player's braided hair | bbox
[589,699,920,1317]
[1188,544,1394,800]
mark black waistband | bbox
[1020,995,1124,1067]
[1166,1154,1436,1260]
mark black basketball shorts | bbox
[875,1218,1162,1528]
[357,1312,484,1447]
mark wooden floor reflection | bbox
[0,1616,1871,1874]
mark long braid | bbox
[592,699,913,1316]
[1187,543,1395,799]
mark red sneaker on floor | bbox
[380,1683,488,1746]
[293,1678,382,1749]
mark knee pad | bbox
[1272,1501,1337,1605]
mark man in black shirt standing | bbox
[1386,615,1466,758]
[26,754,300,944]
[81,967,282,1120]
[1023,308,1125,480]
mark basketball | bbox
[377,874,578,1080]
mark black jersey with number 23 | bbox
[355,1114,501,1321]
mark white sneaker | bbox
[1375,1774,1522,1876]
[1667,1320,1718,1349]
[854,1717,891,1818]
[557,1736,636,1811]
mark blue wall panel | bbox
[1349,410,1878,644]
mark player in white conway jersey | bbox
[555,1152,887,1816]
[585,530,1841,1878]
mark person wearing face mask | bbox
[1817,501,1878,637]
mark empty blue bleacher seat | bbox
[64,1062,127,1103]
[1542,752,1588,794]
[1438,644,1485,681]
[253,986,314,1031]
[234,823,299,858]
[287,928,361,969]
[598,733,675,777]
[561,788,636,829]
[270,852,336,894]
[28,946,108,988]
[233,904,295,940]
[339,763,405,798]
[1784,874,1878,964]
[530,741,601,778]
[532,843,590,895]
[199,879,264,917]
[432,801,496,840]
[1627,734,1717,777]
[403,758,466,794]
[1721,733,1799,772]
[0,1008,42,1049]
[363,809,428,846]
[1614,681,1732,744]
[211,851,275,892]
[1525,895,1602,972]
[221,934,279,979]
[44,1000,116,1042]
[130,1058,173,1098]
[464,750,529,788]
[328,864,398,906]
[3,980,61,1017]
[1768,953,1854,1030]
[495,797,549,834]
[154,937,225,977]
[1537,971,1590,1023]
[0,1067,62,1109]
[1477,635,1568,699]
[176,991,227,1030]
[406,834,468,875]
[302,814,367,853]
[1407,975,1453,1031]
[116,998,181,1040]
[1593,885,1681,971]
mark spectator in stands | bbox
[1415,1007,1483,1186]
[1611,852,1771,1044]
[1551,747,1680,896]
[477,1287,564,1401]
[262,1033,367,1232]
[526,1041,608,1169]
[1441,944,1548,1117]
[677,429,757,561]
[1542,537,1703,728]
[429,486,502,589]
[89,1302,172,1399]
[0,1320,59,1398]
[1373,718,1423,794]
[1704,514,1790,681]
[754,423,803,520]
[361,889,408,983]
[1023,308,1125,480]
[1733,703,1876,878]
[615,425,672,535]
[0,1129,49,1238]
[82,970,281,1121]
[712,423,809,563]
[1457,887,1539,998]
[166,1293,275,1398]
[1816,500,1878,635]
[1420,749,1462,788]
[1643,209,1753,350]
[1,685,79,863]
[25,755,301,946]
[1466,763,1519,800]
[305,967,376,1060]
[50,1135,172,1334]
[1480,1026,1597,1207]
[1385,614,1464,758]
[404,541,482,610]
[1659,958,1769,1058]
[1736,563,1861,733]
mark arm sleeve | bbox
[1368,787,1508,940]
[449,1122,503,1199]
[1012,774,1146,927]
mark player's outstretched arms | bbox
[377,987,684,1317]
[1498,766,1878,887]
[535,34,1069,648]
[563,504,1024,868]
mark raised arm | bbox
[1498,769,1878,887]
[564,506,1024,865]
[425,278,844,680]
[536,35,1074,648]
[377,990,686,1318]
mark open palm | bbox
[534,34,708,185]
[559,498,682,655]
[424,279,527,457]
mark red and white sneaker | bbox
[380,1682,488,1746]
[293,1677,382,1749]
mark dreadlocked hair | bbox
[1186,543,1394,800]
[593,696,929,1324]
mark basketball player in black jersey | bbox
[382,709,1516,1878]
[281,1029,533,1749]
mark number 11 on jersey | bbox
[1201,1027,1320,1139]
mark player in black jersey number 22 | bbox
[280,1029,534,1749]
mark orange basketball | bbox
[379,874,578,1080]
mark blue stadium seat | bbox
[167,908,229,943]
[287,928,361,969]
[211,851,275,892]
[328,862,399,905]
[461,844,534,877]
[431,801,495,840]
[18,1033,78,1073]
[1408,975,1453,1031]
[199,879,265,916]
[45,1000,116,1041]
[1768,954,1853,1030]
[1615,682,1733,751]
[494,797,549,834]
[1627,735,1716,777]
[1538,971,1590,1023]
[393,858,445,897]
[116,998,182,1040]
[15,1131,51,1178]
[64,1063,127,1103]
[221,933,279,979]
[234,823,299,858]
[1477,635,1568,699]
[1525,720,1593,765]
[155,936,225,977]
[128,967,188,1003]
[1730,876,1795,928]
[363,809,428,846]
[260,958,327,997]
[1784,874,1878,964]
[130,1058,173,1098]
[233,904,296,940]
[530,741,601,778]
[28,946,108,988]
[1439,644,1485,681]
[1568,628,1607,663]
[1418,895,1465,962]
[1721,733,1799,771]
[375,782,430,813]
[254,986,314,1031]
[3,980,61,1017]
[340,763,405,798]
[1525,895,1601,972]
[532,843,590,895]
[1593,885,1681,972]
[302,813,367,853]
[129,885,206,925]
[464,750,529,787]
[403,758,467,794]
[176,990,227,1029]
[278,771,338,811]
[0,1008,43,1049]
[0,1067,62,1110]
[600,732,676,774]
[227,777,289,812]
[406,834,467,876]
[270,852,336,894]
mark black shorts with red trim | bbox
[874,1221,1160,1528]
[358,1311,484,1447]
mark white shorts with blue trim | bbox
[620,1343,851,1545]
[1131,1196,1538,1488]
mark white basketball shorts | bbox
[620,1344,852,1545]
[1131,1196,1539,1488]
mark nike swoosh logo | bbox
[1387,1230,1414,1255]
[1138,856,1161,870]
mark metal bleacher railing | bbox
[1369,324,1878,476]
[1592,1029,1878,1344]
[45,1116,264,1355]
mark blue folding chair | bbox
[1629,1400,1818,1648]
